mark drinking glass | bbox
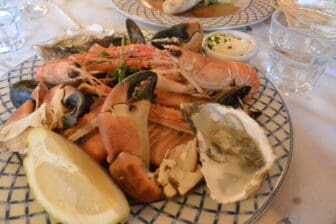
[267,7,336,96]
[0,1,24,53]
[19,0,48,19]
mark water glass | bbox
[0,1,24,53]
[267,7,336,96]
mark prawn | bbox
[35,58,107,87]
[88,44,260,101]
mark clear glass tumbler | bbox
[267,7,336,96]
[0,1,24,53]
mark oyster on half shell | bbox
[181,103,275,204]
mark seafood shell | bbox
[151,22,203,52]
[126,18,146,44]
[181,103,275,204]
[34,33,118,61]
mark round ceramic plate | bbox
[0,58,292,223]
[111,0,275,31]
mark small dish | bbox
[202,30,258,62]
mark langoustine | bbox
[35,58,112,97]
[74,44,260,101]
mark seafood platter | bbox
[0,20,292,224]
[111,0,275,31]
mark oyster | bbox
[181,103,275,204]
[34,33,119,61]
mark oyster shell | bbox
[34,33,119,61]
[181,103,275,204]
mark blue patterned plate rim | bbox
[246,66,294,223]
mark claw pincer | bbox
[98,71,163,202]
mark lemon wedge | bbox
[24,127,130,224]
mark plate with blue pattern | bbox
[111,0,275,31]
[0,55,292,223]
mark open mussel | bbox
[62,86,87,128]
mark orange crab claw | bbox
[109,152,163,202]
[98,115,146,163]
[98,71,162,202]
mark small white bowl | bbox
[202,30,258,62]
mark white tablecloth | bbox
[0,0,335,223]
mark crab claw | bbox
[151,22,203,52]
[109,152,162,202]
[99,71,157,163]
[98,71,162,202]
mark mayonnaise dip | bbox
[205,33,256,57]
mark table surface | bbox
[0,1,335,224]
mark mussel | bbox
[62,86,87,128]
[126,18,146,45]
[217,86,251,107]
[9,79,89,128]
[10,80,40,108]
[212,85,262,119]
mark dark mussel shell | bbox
[151,22,203,52]
[9,80,40,108]
[109,34,129,46]
[126,18,146,45]
[218,86,251,107]
[217,85,262,119]
[62,86,87,128]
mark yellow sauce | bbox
[206,34,255,57]
[179,4,240,18]
[140,0,163,11]
[140,0,240,18]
